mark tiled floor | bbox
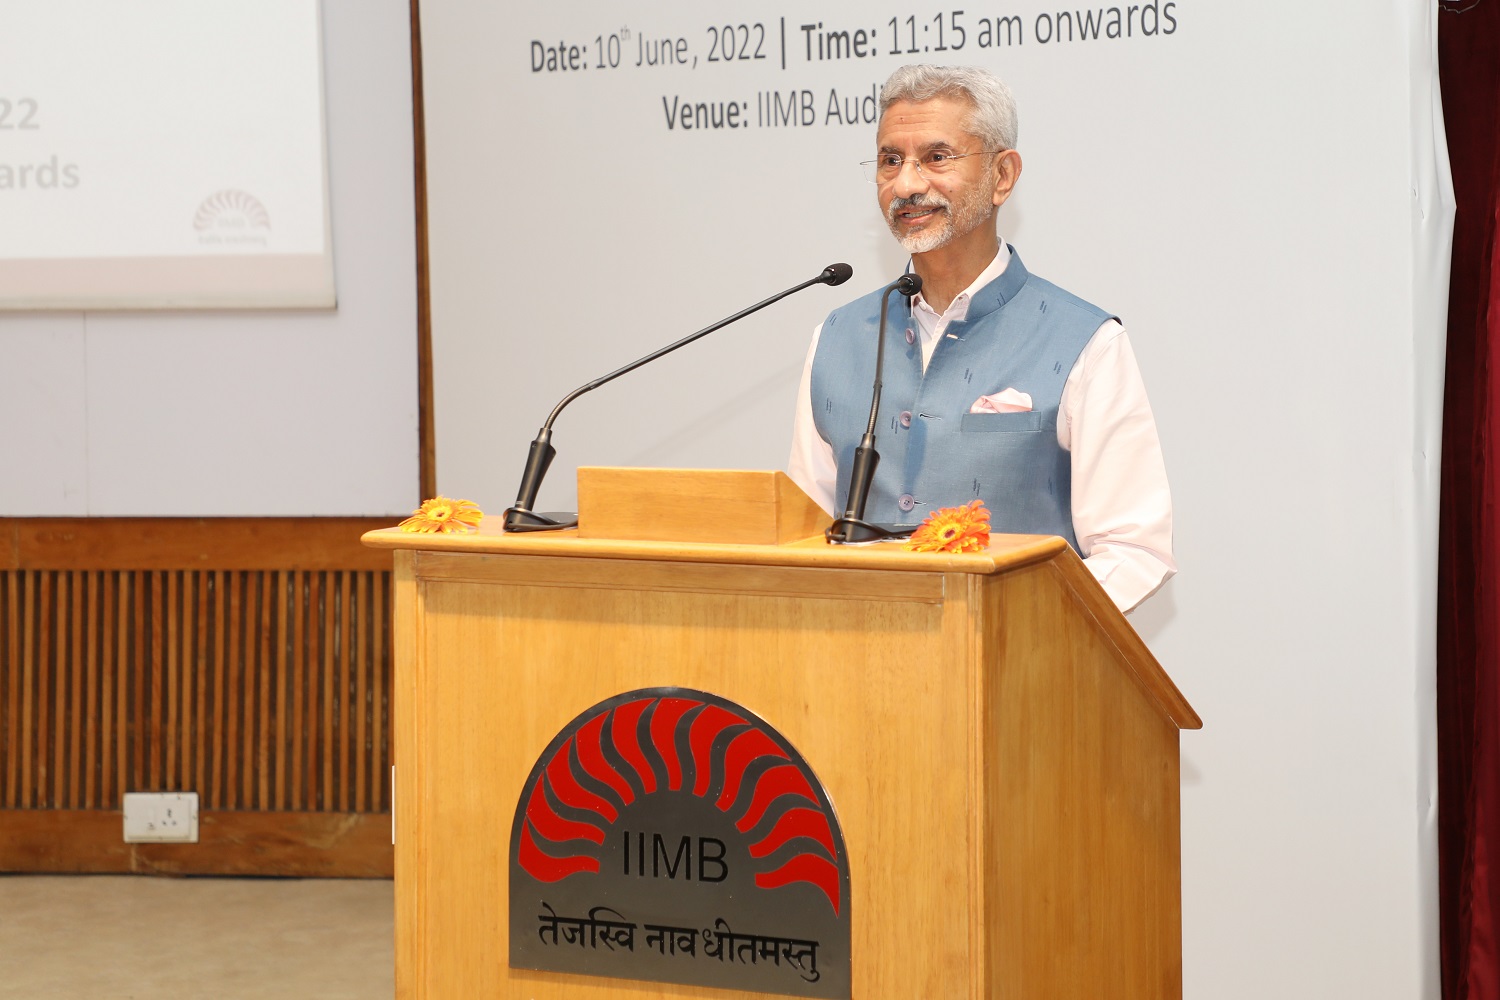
[0,875,393,999]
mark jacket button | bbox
[898,410,913,428]
[904,327,916,345]
[897,494,916,512]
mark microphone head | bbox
[896,273,923,296]
[821,263,854,286]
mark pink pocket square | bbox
[969,388,1033,414]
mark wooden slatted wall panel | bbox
[0,568,391,814]
[0,518,398,875]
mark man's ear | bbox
[991,149,1023,208]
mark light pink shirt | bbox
[787,244,1176,613]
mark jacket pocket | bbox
[959,411,1050,433]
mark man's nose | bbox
[890,158,930,199]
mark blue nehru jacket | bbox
[810,250,1111,551]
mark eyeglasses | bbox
[860,149,1002,184]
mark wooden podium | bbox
[364,469,1199,1000]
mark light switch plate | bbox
[123,792,199,843]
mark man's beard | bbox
[885,183,993,254]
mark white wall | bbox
[0,0,420,517]
[420,2,1450,997]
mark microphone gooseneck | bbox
[503,263,856,532]
[826,272,923,545]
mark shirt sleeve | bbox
[1059,320,1177,613]
[787,323,838,515]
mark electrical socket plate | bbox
[123,792,199,843]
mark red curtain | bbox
[1439,3,1500,998]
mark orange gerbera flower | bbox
[399,496,484,534]
[904,500,991,553]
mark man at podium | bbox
[788,64,1175,613]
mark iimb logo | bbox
[508,687,851,998]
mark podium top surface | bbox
[361,521,1070,576]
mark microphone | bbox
[826,272,922,544]
[503,262,855,532]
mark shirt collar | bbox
[910,241,1012,324]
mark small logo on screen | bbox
[194,189,270,246]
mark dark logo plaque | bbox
[508,687,851,998]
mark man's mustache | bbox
[886,193,950,222]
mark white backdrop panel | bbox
[0,314,89,512]
[422,2,1448,997]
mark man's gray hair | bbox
[879,65,1018,150]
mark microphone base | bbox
[502,508,580,533]
[824,518,915,545]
